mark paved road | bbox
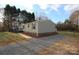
[0,35,65,55]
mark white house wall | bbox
[23,22,38,33]
[38,20,57,33]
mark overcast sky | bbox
[0,0,79,23]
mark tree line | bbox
[56,19,79,32]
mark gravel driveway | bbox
[0,35,65,55]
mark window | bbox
[28,24,29,28]
[32,23,35,29]
[23,25,25,29]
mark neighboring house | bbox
[11,20,19,32]
[70,10,79,25]
[11,19,24,32]
[23,20,57,37]
[11,13,26,32]
[15,13,27,22]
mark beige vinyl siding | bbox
[37,20,57,33]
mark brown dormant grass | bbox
[36,31,79,55]
[0,32,30,46]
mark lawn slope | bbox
[0,32,28,46]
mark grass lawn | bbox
[58,31,79,38]
[36,31,79,55]
[0,32,29,46]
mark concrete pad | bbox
[19,33,32,39]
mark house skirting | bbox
[23,32,57,38]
